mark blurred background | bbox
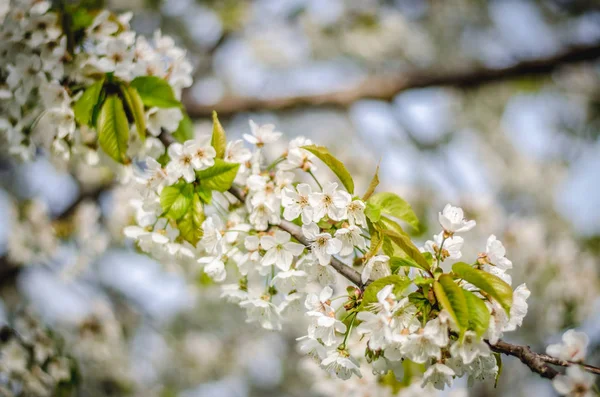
[1,0,600,396]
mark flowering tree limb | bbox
[184,42,600,117]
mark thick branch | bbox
[184,42,600,117]
[490,340,560,379]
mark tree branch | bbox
[490,340,560,379]
[184,42,600,117]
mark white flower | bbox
[225,139,251,163]
[305,286,334,315]
[271,270,307,294]
[553,366,595,397]
[369,284,399,314]
[361,255,391,284]
[356,310,394,350]
[346,200,367,227]
[190,135,217,170]
[321,350,362,380]
[297,336,327,361]
[200,217,222,254]
[0,339,28,374]
[281,183,314,224]
[547,330,589,363]
[198,254,226,282]
[423,312,450,347]
[504,283,530,332]
[449,331,490,364]
[438,204,476,234]
[466,355,498,384]
[240,298,282,331]
[139,157,168,193]
[479,235,512,270]
[248,195,280,231]
[308,315,347,346]
[401,331,442,364]
[244,120,282,146]
[334,225,366,256]
[302,222,342,266]
[220,284,248,303]
[424,232,463,262]
[310,182,351,222]
[279,136,315,171]
[146,107,183,136]
[422,363,455,390]
[166,141,197,182]
[260,230,304,271]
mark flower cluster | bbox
[122,114,534,390]
[0,0,192,167]
[0,311,75,396]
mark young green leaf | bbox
[362,164,380,201]
[358,275,411,311]
[381,227,430,272]
[196,185,212,204]
[120,84,146,140]
[130,76,180,108]
[96,95,129,163]
[433,275,469,336]
[160,183,194,220]
[177,193,205,245]
[74,78,105,126]
[463,289,491,338]
[196,159,240,192]
[172,112,194,142]
[211,111,227,159]
[301,145,354,193]
[368,192,420,231]
[365,201,381,223]
[452,262,513,314]
[390,256,429,273]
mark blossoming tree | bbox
[0,1,599,396]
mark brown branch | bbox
[490,340,560,379]
[184,42,600,117]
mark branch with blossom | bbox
[1,2,600,396]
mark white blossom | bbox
[244,120,282,146]
[547,330,589,363]
[302,222,342,266]
[309,182,351,222]
[422,363,455,390]
[438,204,476,234]
[361,255,391,284]
[553,365,595,397]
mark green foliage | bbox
[494,353,503,388]
[195,159,240,192]
[463,289,491,338]
[301,145,355,193]
[452,262,513,314]
[130,76,180,108]
[367,192,420,231]
[172,113,194,142]
[120,84,146,140]
[195,186,213,204]
[358,275,411,311]
[362,164,380,201]
[381,227,430,272]
[390,256,428,273]
[365,201,381,222]
[74,78,105,126]
[434,275,469,336]
[96,95,129,163]
[211,111,227,159]
[160,182,194,220]
[177,193,205,245]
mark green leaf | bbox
[74,78,105,126]
[463,289,491,338]
[172,112,194,142]
[365,201,381,223]
[390,256,429,273]
[452,262,513,314]
[178,193,205,245]
[196,186,212,204]
[120,85,146,140]
[494,353,503,388]
[196,159,240,192]
[381,227,430,272]
[96,95,129,163]
[130,76,180,108]
[160,182,193,220]
[368,192,420,231]
[359,275,411,311]
[211,111,227,159]
[301,145,354,193]
[433,275,469,336]
[364,226,383,261]
[362,164,380,201]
